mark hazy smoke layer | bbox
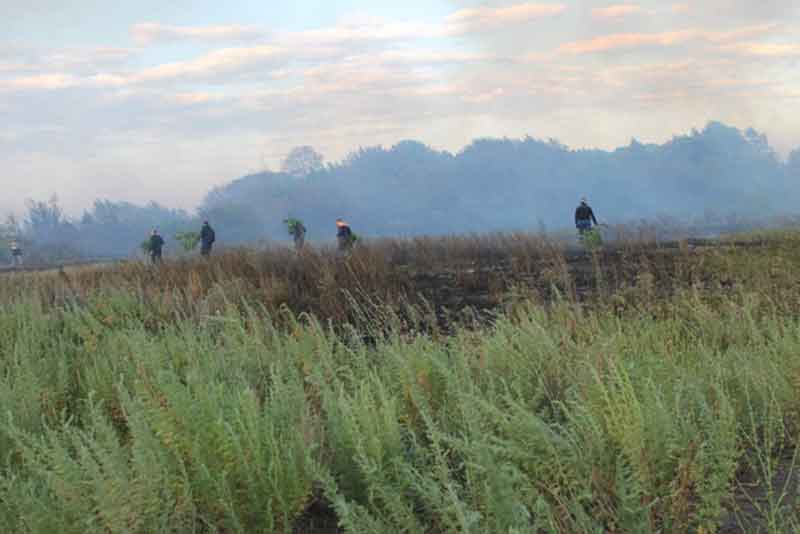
[4,121,799,259]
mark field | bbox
[1,231,800,533]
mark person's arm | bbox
[575,208,580,226]
[590,208,598,225]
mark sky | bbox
[1,0,799,215]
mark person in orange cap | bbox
[335,218,354,254]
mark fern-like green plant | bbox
[175,231,201,252]
[582,228,603,249]
[284,218,305,235]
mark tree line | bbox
[3,121,799,260]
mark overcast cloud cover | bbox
[1,0,799,215]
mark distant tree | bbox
[744,127,775,160]
[281,146,324,177]
[76,199,194,257]
[1,215,20,239]
[24,195,76,244]
[199,121,796,239]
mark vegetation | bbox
[175,232,202,252]
[581,227,604,250]
[199,122,799,242]
[0,231,800,532]
[8,122,800,261]
[284,218,305,235]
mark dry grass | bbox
[1,231,797,330]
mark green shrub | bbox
[175,232,201,252]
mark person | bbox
[575,197,598,235]
[200,220,216,257]
[149,229,165,264]
[9,240,22,267]
[336,218,354,254]
[291,220,306,251]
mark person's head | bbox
[336,218,347,228]
[580,196,588,205]
[203,220,209,226]
[152,228,159,236]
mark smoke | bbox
[190,121,799,245]
[11,119,800,261]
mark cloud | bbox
[128,18,448,51]
[715,23,784,42]
[0,60,34,74]
[286,20,446,46]
[374,49,497,66]
[131,23,266,45]
[0,44,304,91]
[557,24,781,54]
[0,73,77,90]
[723,42,800,57]
[558,30,695,54]
[461,87,506,104]
[169,91,221,105]
[98,44,337,87]
[132,44,288,83]
[591,4,642,19]
[0,44,133,77]
[125,3,570,54]
[447,3,567,32]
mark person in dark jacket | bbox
[149,229,165,264]
[575,197,598,234]
[291,221,306,251]
[336,219,354,254]
[200,221,216,256]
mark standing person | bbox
[9,240,23,267]
[291,220,306,251]
[149,229,165,265]
[575,197,598,235]
[200,220,216,257]
[336,218,354,255]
